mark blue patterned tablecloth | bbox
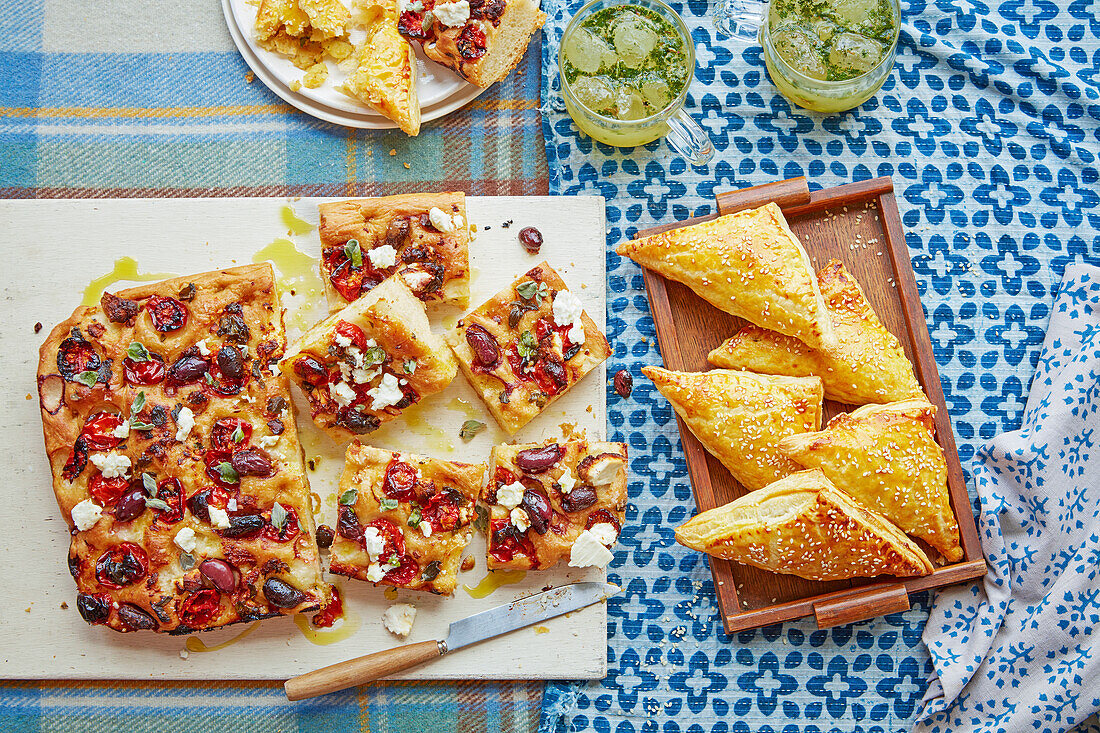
[538,0,1100,731]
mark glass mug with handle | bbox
[713,0,900,113]
[558,0,714,166]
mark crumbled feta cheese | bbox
[196,339,212,356]
[363,526,386,560]
[71,499,103,531]
[173,527,198,553]
[175,407,196,443]
[420,521,433,537]
[352,365,380,384]
[112,419,130,439]
[367,372,404,410]
[567,320,585,345]
[432,0,470,26]
[227,499,238,511]
[558,468,577,494]
[496,481,525,509]
[368,244,398,269]
[382,603,417,637]
[334,333,353,349]
[330,380,357,408]
[207,505,231,529]
[569,530,614,568]
[90,451,131,479]
[589,522,619,546]
[258,434,280,448]
[428,206,458,232]
[366,563,386,582]
[510,507,531,532]
[238,393,255,404]
[553,290,586,346]
[582,455,622,487]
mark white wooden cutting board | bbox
[0,196,610,680]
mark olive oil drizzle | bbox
[280,205,315,236]
[463,570,527,599]
[184,621,261,653]
[82,257,176,307]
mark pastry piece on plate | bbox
[255,0,353,71]
[340,0,421,135]
[318,192,470,310]
[37,264,331,633]
[328,442,485,594]
[396,0,547,88]
[616,203,835,351]
[708,260,925,405]
[642,366,823,491]
[446,262,610,434]
[778,399,962,561]
[483,439,628,570]
[280,275,456,442]
[675,469,934,581]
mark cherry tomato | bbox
[383,460,418,502]
[80,411,124,451]
[88,474,130,505]
[145,296,189,332]
[153,477,186,525]
[384,555,419,586]
[178,589,221,627]
[263,505,301,543]
[122,356,166,386]
[210,417,252,451]
[334,321,369,351]
[95,543,148,588]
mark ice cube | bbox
[828,31,885,76]
[563,27,614,74]
[639,76,672,111]
[615,89,648,120]
[772,26,828,80]
[828,0,880,28]
[612,13,658,69]
[571,75,614,112]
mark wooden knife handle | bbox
[284,640,445,701]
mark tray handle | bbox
[716,177,811,216]
[812,583,910,629]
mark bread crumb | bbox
[534,625,550,634]
[245,71,254,83]
[60,602,69,610]
[389,149,397,156]
[403,162,410,169]
[302,62,329,89]
[179,649,190,660]
[289,79,302,92]
[26,394,32,400]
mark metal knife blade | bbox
[444,581,619,653]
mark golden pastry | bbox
[642,366,823,490]
[708,260,925,405]
[778,399,963,562]
[674,469,935,581]
[616,203,836,350]
[340,0,421,136]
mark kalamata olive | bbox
[518,226,543,254]
[76,593,110,624]
[561,484,598,512]
[217,304,250,343]
[340,407,381,434]
[293,355,328,387]
[614,369,633,398]
[216,345,244,379]
[515,443,563,473]
[114,485,149,522]
[167,353,209,385]
[465,324,501,368]
[266,419,284,435]
[263,577,306,608]
[385,217,411,248]
[540,357,567,390]
[265,395,287,416]
[337,505,362,540]
[117,603,157,630]
[199,559,238,593]
[95,543,148,588]
[521,489,553,535]
[231,448,273,477]
[315,524,335,548]
[221,513,265,538]
[187,488,215,523]
[400,245,430,263]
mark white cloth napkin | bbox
[916,264,1100,732]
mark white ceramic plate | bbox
[222,0,487,128]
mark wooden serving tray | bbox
[635,177,987,634]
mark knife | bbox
[284,581,619,700]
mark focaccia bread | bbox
[642,366,823,491]
[484,440,627,570]
[318,192,470,310]
[329,442,485,594]
[37,264,331,634]
[617,203,836,351]
[281,275,456,442]
[708,260,925,405]
[446,262,610,434]
[341,0,421,135]
[396,0,546,87]
[675,469,934,581]
[779,399,963,562]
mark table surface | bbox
[3,0,1100,730]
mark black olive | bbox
[221,514,265,538]
[263,578,306,608]
[117,604,158,630]
[76,593,110,624]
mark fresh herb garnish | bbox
[132,391,146,415]
[383,556,402,570]
[516,280,549,305]
[141,472,157,495]
[231,426,245,443]
[215,461,240,484]
[422,11,435,30]
[407,506,422,527]
[403,359,417,374]
[517,330,538,360]
[344,239,363,268]
[339,488,358,505]
[363,346,386,365]
[127,342,150,362]
[145,497,171,512]
[473,504,489,534]
[271,501,288,533]
[129,420,155,431]
[179,552,195,570]
[379,498,399,512]
[459,420,486,441]
[75,371,98,387]
[203,372,215,385]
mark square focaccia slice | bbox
[329,442,486,594]
[36,264,331,634]
[445,262,610,434]
[281,275,457,442]
[484,440,627,571]
[318,192,470,311]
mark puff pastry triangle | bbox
[617,203,835,350]
[642,366,823,490]
[340,0,421,136]
[709,260,925,405]
[778,399,963,561]
[675,469,934,581]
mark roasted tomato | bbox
[152,477,186,524]
[204,448,239,487]
[531,357,567,396]
[334,320,369,351]
[384,555,419,586]
[382,459,418,502]
[365,518,406,560]
[421,487,465,532]
[187,485,232,523]
[63,437,89,482]
[57,335,101,381]
[122,355,166,386]
[76,592,112,624]
[488,519,537,564]
[80,411,124,451]
[145,296,189,332]
[88,474,130,506]
[311,586,343,628]
[95,543,148,588]
[293,354,329,388]
[210,417,252,451]
[396,10,427,40]
[178,589,221,627]
[455,24,487,59]
[585,509,621,534]
[263,505,301,543]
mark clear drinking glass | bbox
[558,0,715,165]
[713,0,900,114]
